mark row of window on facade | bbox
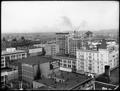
[1,53,27,61]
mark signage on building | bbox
[22,63,32,67]
[60,67,72,72]
[29,48,42,53]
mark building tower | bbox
[56,33,69,55]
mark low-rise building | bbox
[33,70,94,90]
[1,48,27,68]
[53,55,76,72]
[1,48,27,88]
[1,67,18,87]
[18,56,60,88]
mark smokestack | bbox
[104,65,110,82]
[105,65,110,76]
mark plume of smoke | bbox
[61,16,73,28]
[60,16,73,30]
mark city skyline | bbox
[2,1,119,33]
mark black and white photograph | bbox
[1,1,119,90]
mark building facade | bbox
[1,48,27,68]
[28,47,43,56]
[56,33,69,55]
[76,47,119,75]
[44,43,59,56]
[18,56,60,88]
[1,48,27,88]
[68,37,82,56]
[53,56,76,72]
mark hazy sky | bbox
[2,1,119,33]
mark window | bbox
[68,65,71,68]
[89,60,92,63]
[68,60,71,64]
[72,61,76,65]
[1,56,4,60]
[72,65,76,69]
[1,64,5,67]
[63,60,66,63]
[11,55,16,59]
[60,63,62,66]
[1,76,5,81]
[63,64,67,67]
[22,53,25,56]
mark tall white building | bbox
[76,44,119,75]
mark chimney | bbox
[104,65,110,82]
[104,65,110,76]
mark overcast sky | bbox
[2,1,119,33]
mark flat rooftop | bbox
[95,81,117,90]
[35,70,91,90]
[2,50,26,55]
[18,56,58,65]
[96,67,119,85]
[53,55,76,61]
[109,67,119,85]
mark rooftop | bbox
[53,55,76,60]
[2,50,26,55]
[95,81,117,90]
[35,70,91,90]
[96,67,119,85]
[18,56,58,65]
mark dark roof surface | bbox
[96,67,119,85]
[95,81,117,90]
[35,71,91,90]
[53,55,76,60]
[110,67,119,85]
[18,56,57,65]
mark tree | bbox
[2,37,6,41]
[12,38,17,42]
[21,36,25,41]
